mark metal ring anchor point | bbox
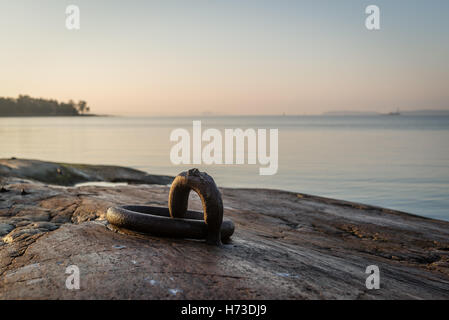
[106,169,234,245]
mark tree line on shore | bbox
[0,95,90,116]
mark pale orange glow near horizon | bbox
[1,0,448,116]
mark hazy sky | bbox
[1,0,448,115]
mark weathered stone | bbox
[0,224,14,237]
[0,158,173,186]
[0,161,449,299]
[2,228,44,244]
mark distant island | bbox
[323,110,449,116]
[0,95,92,117]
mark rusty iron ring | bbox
[169,169,224,245]
[107,168,232,245]
[106,205,234,242]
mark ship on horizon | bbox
[385,108,401,116]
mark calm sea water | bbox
[1,115,449,221]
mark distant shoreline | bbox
[0,114,108,118]
[0,95,94,117]
[322,110,449,116]
[2,112,449,118]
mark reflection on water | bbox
[74,181,128,188]
[1,115,449,221]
